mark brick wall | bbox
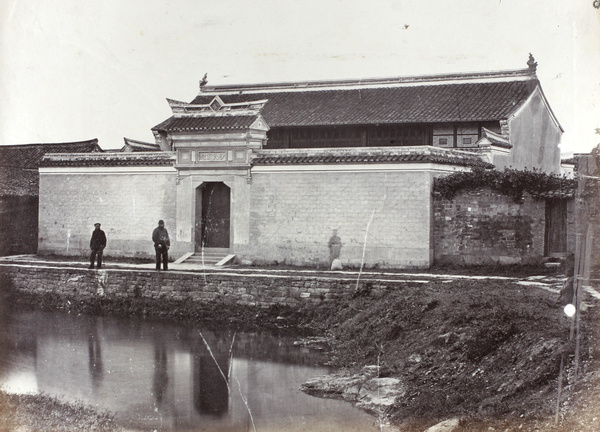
[0,196,38,256]
[38,169,182,259]
[243,169,433,268]
[39,164,574,269]
[433,188,547,265]
[37,165,436,268]
[0,264,401,308]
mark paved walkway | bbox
[0,254,568,285]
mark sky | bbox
[1,0,599,155]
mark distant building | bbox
[560,157,576,178]
[0,140,101,256]
[37,57,570,267]
[120,137,161,153]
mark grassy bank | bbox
[0,390,121,432]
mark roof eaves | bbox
[532,189,576,199]
[251,147,493,169]
[0,139,100,149]
[40,152,176,168]
[151,117,175,131]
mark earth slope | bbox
[303,275,599,431]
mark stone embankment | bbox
[0,258,434,309]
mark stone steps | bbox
[181,248,235,266]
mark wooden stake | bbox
[570,233,584,341]
[574,225,593,378]
[555,355,564,425]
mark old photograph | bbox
[1,1,599,431]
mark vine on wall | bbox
[433,167,577,201]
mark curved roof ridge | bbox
[199,68,536,94]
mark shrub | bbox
[433,167,576,201]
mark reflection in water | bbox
[0,302,39,394]
[87,317,104,392]
[0,309,380,431]
[193,332,231,417]
[153,337,168,407]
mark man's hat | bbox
[158,220,164,225]
[94,223,101,227]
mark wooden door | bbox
[545,199,567,256]
[195,182,230,250]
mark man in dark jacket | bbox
[152,220,170,271]
[89,223,107,269]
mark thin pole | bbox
[355,209,375,292]
[570,233,584,340]
[574,225,593,378]
[555,355,564,425]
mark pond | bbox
[0,308,380,431]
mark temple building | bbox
[37,56,568,268]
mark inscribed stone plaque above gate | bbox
[197,151,226,162]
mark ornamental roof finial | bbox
[527,54,537,72]
[199,73,208,89]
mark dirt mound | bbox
[308,277,599,430]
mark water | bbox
[0,309,380,431]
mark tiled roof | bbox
[478,127,512,149]
[121,137,161,152]
[0,139,102,169]
[186,80,537,128]
[0,166,38,196]
[252,147,494,169]
[153,115,260,132]
[0,139,101,196]
[40,152,176,167]
[533,189,576,199]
